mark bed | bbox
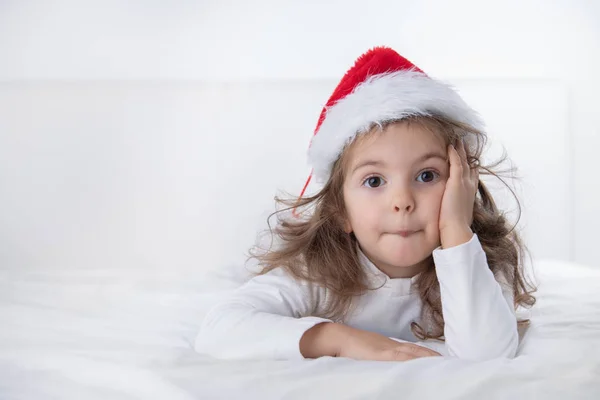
[1,258,599,399]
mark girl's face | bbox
[342,122,449,279]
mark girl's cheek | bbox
[423,193,444,214]
[433,181,446,197]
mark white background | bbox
[0,0,599,274]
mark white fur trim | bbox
[307,70,484,183]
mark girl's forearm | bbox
[300,322,345,358]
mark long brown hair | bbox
[249,115,537,340]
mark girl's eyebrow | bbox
[351,160,386,174]
[418,152,448,164]
[351,152,448,175]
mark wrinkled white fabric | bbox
[1,258,599,399]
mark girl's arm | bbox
[195,268,332,360]
[300,322,441,360]
[196,269,442,361]
[432,233,519,360]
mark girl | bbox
[195,47,536,361]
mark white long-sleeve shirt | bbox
[195,234,518,361]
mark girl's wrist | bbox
[300,322,347,358]
[440,225,473,249]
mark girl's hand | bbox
[438,138,479,248]
[300,323,441,361]
[338,325,441,361]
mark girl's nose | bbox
[392,187,415,213]
[394,202,414,213]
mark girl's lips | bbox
[391,230,418,237]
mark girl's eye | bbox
[362,176,385,188]
[417,170,439,183]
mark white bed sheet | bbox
[1,260,599,400]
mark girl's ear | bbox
[343,218,353,234]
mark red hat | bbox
[298,46,483,199]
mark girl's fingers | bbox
[401,343,441,357]
[458,139,469,180]
[471,165,479,185]
[448,144,462,181]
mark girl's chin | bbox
[385,258,425,270]
[381,246,433,268]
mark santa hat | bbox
[298,46,484,199]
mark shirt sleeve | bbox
[432,233,519,360]
[195,268,332,360]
